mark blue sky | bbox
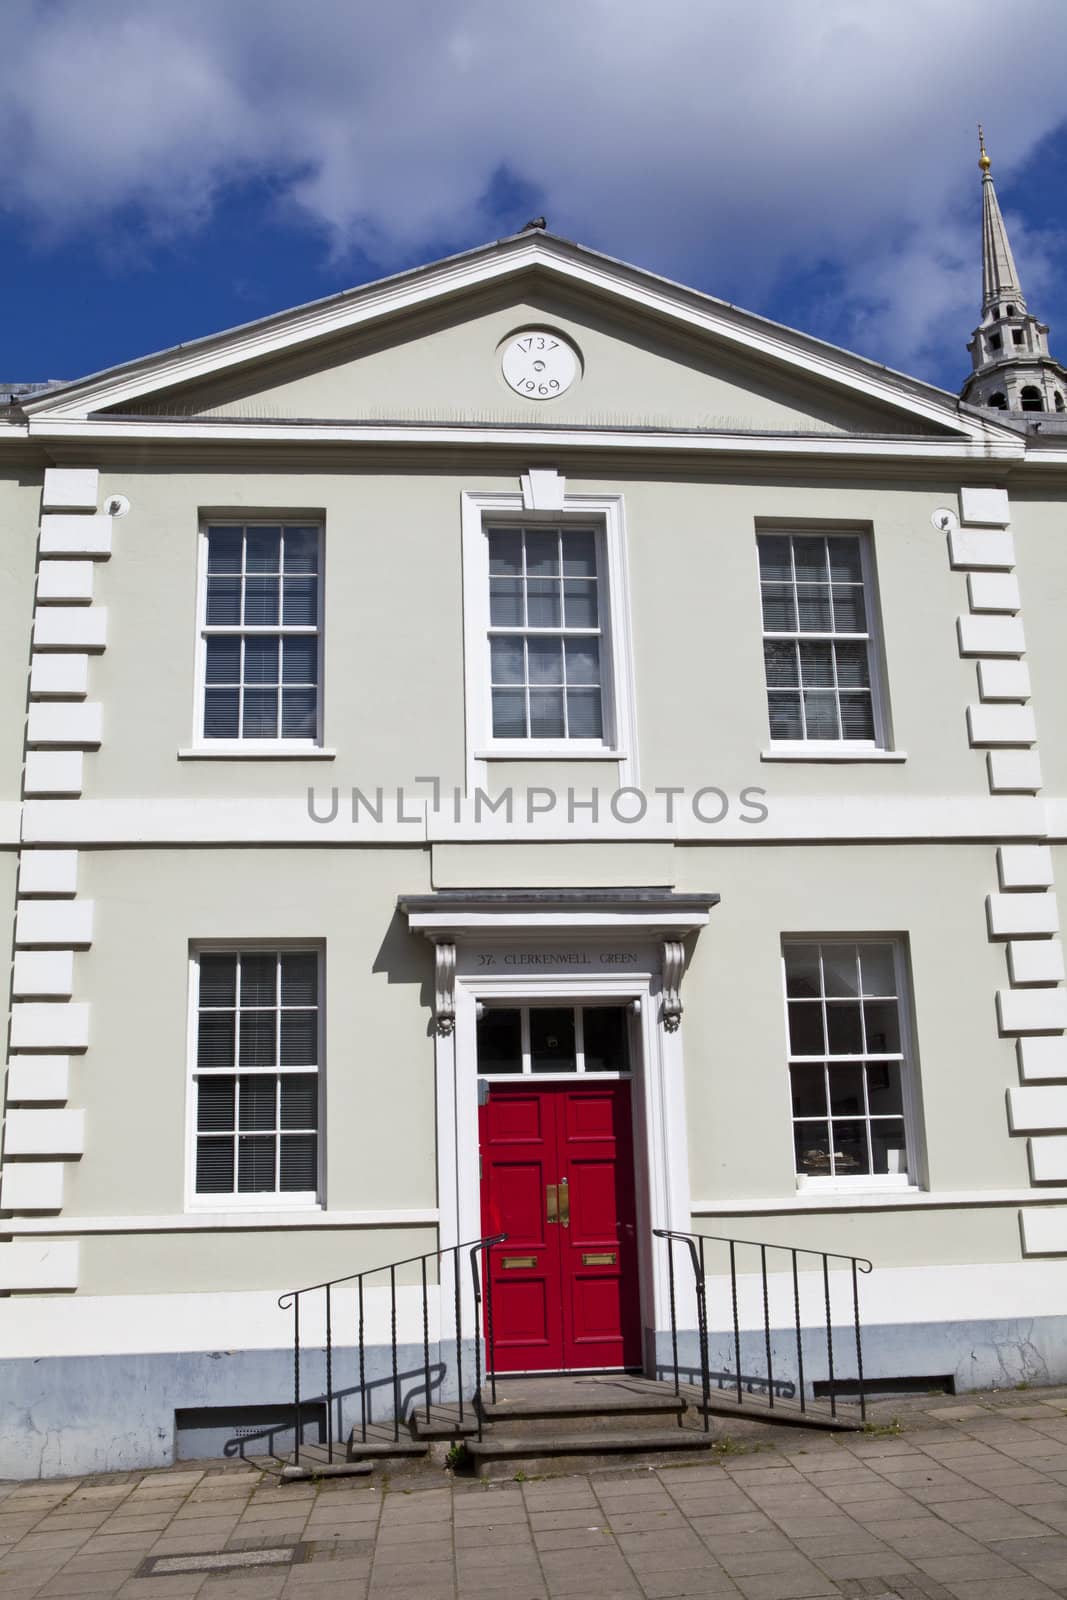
[2,0,1065,396]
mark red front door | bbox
[479,1080,641,1371]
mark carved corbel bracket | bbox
[433,941,457,1036]
[662,939,686,1032]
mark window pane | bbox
[792,537,827,583]
[831,1120,870,1176]
[240,1010,277,1067]
[788,1001,824,1055]
[529,689,565,738]
[281,1010,317,1066]
[492,688,526,738]
[794,1123,832,1177]
[243,688,279,738]
[198,1011,235,1068]
[822,945,860,997]
[198,1076,235,1131]
[490,637,524,685]
[527,637,563,685]
[859,944,896,997]
[281,1077,318,1129]
[758,535,792,582]
[282,637,317,684]
[803,691,839,740]
[281,688,317,738]
[761,585,796,632]
[204,688,239,739]
[764,641,798,687]
[525,531,559,576]
[863,1000,901,1055]
[799,641,834,686]
[826,1002,863,1054]
[785,946,820,998]
[566,689,603,738]
[281,953,318,1006]
[283,577,318,626]
[206,637,240,684]
[206,577,241,626]
[582,1007,629,1071]
[196,1138,234,1193]
[238,1136,276,1192]
[866,1061,904,1116]
[526,580,561,628]
[832,586,866,632]
[200,954,237,1007]
[280,1134,317,1190]
[243,576,280,626]
[490,579,523,626]
[239,1075,277,1131]
[840,694,875,740]
[241,954,276,1004]
[827,537,863,583]
[827,1063,864,1115]
[562,531,596,576]
[477,1009,522,1073]
[488,529,522,575]
[564,638,600,685]
[207,528,242,574]
[834,641,871,688]
[797,587,832,631]
[245,527,281,572]
[768,692,802,740]
[283,527,318,573]
[244,637,279,685]
[563,580,598,628]
[790,1063,826,1118]
[871,1119,908,1175]
[530,1008,576,1072]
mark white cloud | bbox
[2,0,1065,382]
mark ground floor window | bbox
[783,938,915,1185]
[191,947,321,1202]
[477,1003,631,1076]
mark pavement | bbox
[4,1387,1067,1600]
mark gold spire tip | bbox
[978,124,991,172]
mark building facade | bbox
[3,158,1067,1478]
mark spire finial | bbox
[978,124,991,173]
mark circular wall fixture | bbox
[500,329,580,400]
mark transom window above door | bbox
[477,1005,632,1076]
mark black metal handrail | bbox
[278,1232,505,1468]
[654,1228,873,1424]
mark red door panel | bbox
[481,1079,640,1373]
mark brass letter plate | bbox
[582,1251,617,1266]
[502,1256,537,1269]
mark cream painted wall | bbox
[1011,494,1067,796]
[66,846,435,1227]
[0,469,40,803]
[85,465,994,806]
[689,1204,1024,1271]
[119,283,930,436]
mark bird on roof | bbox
[522,217,547,231]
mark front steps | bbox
[272,1371,860,1479]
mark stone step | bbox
[345,1430,429,1459]
[694,1390,863,1432]
[479,1397,687,1434]
[464,1427,714,1478]
[409,1404,481,1441]
[276,1444,374,1481]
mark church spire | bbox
[961,129,1066,417]
[978,127,1026,315]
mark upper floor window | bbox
[783,939,917,1188]
[190,947,321,1205]
[758,530,886,747]
[198,522,322,747]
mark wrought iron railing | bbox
[278,1233,505,1469]
[654,1228,873,1425]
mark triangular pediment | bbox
[23,233,1015,445]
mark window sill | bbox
[760,747,906,764]
[475,747,626,762]
[796,1178,914,1194]
[185,1199,322,1214]
[178,745,337,761]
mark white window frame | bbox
[461,491,638,790]
[191,518,326,756]
[185,942,325,1212]
[780,935,923,1195]
[756,525,891,755]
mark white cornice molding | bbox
[20,234,1011,442]
[3,1207,440,1235]
[693,1187,1067,1216]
